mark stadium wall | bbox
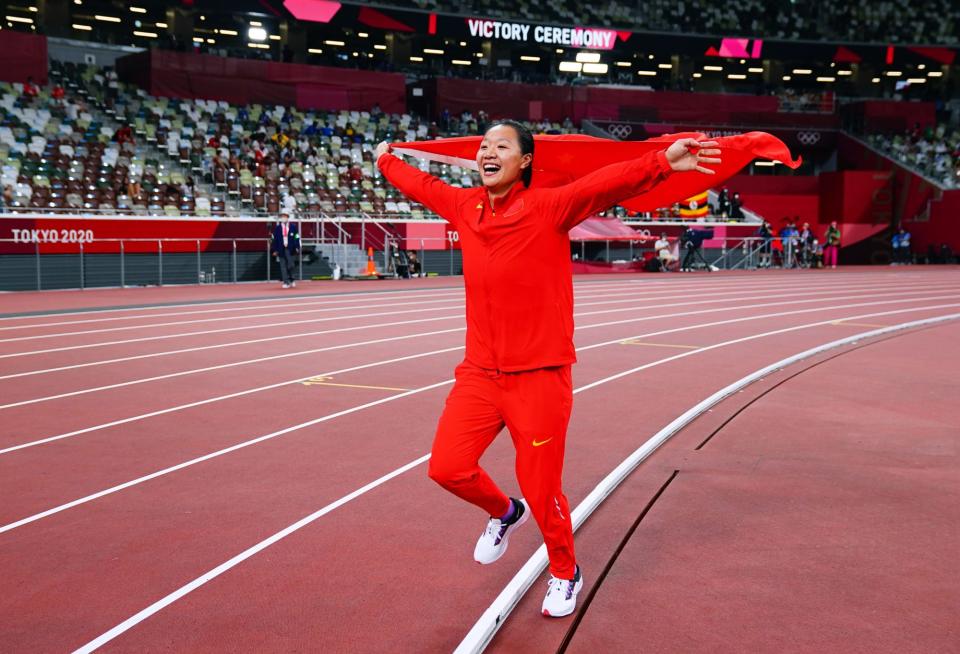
[722,175,821,228]
[418,78,833,126]
[838,133,958,251]
[115,50,407,114]
[0,31,48,85]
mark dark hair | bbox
[484,119,534,187]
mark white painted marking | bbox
[0,279,898,380]
[3,284,956,409]
[4,301,956,532]
[0,295,467,342]
[0,277,678,325]
[70,452,434,654]
[0,289,466,332]
[0,344,465,455]
[3,278,951,367]
[0,276,862,335]
[4,290,958,458]
[0,276,857,351]
[0,271,935,325]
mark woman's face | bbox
[476,125,531,192]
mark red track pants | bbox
[428,361,576,579]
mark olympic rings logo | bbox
[797,131,821,146]
[606,124,633,140]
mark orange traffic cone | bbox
[365,247,377,276]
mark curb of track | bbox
[453,311,960,654]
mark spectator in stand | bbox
[0,185,11,212]
[271,211,300,289]
[715,188,730,218]
[127,177,141,201]
[114,123,135,146]
[729,191,744,220]
[22,77,38,99]
[823,221,841,269]
[51,84,65,106]
[272,130,290,149]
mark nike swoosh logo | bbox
[532,438,553,447]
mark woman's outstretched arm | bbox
[375,142,467,226]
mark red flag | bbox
[391,132,800,212]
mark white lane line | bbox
[453,310,960,654]
[0,295,470,342]
[0,327,465,411]
[4,299,957,537]
[0,277,668,325]
[3,291,957,453]
[0,276,861,334]
[0,289,466,332]
[0,271,935,326]
[0,344,465,456]
[0,278,903,378]
[0,277,851,344]
[0,285,473,323]
[0,278,725,333]
[0,272,917,338]
[69,451,434,654]
[2,283,955,406]
[68,305,960,654]
[0,307,464,359]
[3,278,952,361]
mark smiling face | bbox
[476,124,532,194]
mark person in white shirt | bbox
[654,232,676,271]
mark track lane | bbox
[0,270,958,653]
[44,308,959,654]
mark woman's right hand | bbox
[374,141,393,163]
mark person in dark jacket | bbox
[271,211,300,288]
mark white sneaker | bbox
[282,283,290,289]
[473,499,529,565]
[542,566,583,617]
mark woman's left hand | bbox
[665,138,722,174]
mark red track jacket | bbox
[378,150,673,371]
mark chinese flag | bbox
[392,132,800,212]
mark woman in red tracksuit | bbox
[375,121,719,617]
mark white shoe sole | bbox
[542,575,584,618]
[474,499,530,565]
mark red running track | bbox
[0,267,957,653]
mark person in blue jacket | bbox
[271,210,300,288]
[891,227,912,265]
